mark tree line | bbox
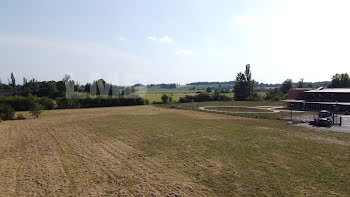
[0,73,146,120]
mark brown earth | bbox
[0,106,230,196]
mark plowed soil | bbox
[0,105,349,196]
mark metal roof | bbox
[280,99,305,103]
[305,88,350,93]
[305,101,350,106]
[291,88,313,91]
[281,99,350,106]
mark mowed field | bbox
[0,106,349,196]
[140,93,197,103]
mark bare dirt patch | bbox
[1,105,349,196]
[0,106,215,196]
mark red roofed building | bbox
[281,88,350,113]
[0,90,14,97]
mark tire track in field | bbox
[0,106,214,196]
[0,123,19,196]
[0,120,70,196]
[49,122,210,196]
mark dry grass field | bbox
[0,105,349,196]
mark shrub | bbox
[179,95,195,103]
[265,88,286,101]
[30,103,44,118]
[179,92,232,103]
[39,97,55,110]
[195,92,211,102]
[144,99,150,105]
[16,113,26,120]
[161,94,170,104]
[212,91,233,101]
[0,103,15,120]
[247,92,264,101]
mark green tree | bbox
[161,94,170,104]
[195,92,211,102]
[10,72,16,89]
[48,81,58,98]
[0,103,15,120]
[30,103,44,118]
[280,79,293,94]
[296,78,306,88]
[245,64,254,94]
[23,77,28,85]
[234,72,249,101]
[329,73,350,88]
[206,87,212,93]
[233,64,255,101]
[63,74,71,84]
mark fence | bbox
[169,104,316,123]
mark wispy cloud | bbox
[119,36,126,41]
[147,35,173,44]
[176,49,192,55]
[159,36,173,44]
[147,36,157,41]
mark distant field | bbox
[140,93,197,103]
[0,105,349,196]
[136,84,234,92]
[140,93,234,103]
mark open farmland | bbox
[0,106,349,196]
[139,92,235,103]
[140,93,197,103]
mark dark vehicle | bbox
[309,110,333,127]
[310,117,332,128]
[318,110,332,118]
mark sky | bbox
[0,0,349,85]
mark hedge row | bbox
[0,95,54,111]
[0,94,146,111]
[179,92,232,103]
[55,96,145,109]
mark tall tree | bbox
[23,77,28,85]
[233,64,255,101]
[329,73,350,88]
[244,64,254,94]
[280,79,293,94]
[233,72,249,101]
[296,78,306,88]
[63,74,71,84]
[10,72,16,89]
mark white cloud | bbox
[159,36,173,44]
[147,36,157,41]
[119,36,126,41]
[176,49,192,55]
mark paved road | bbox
[297,123,350,134]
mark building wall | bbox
[0,92,13,96]
[287,90,305,100]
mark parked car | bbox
[318,110,332,118]
[310,117,332,128]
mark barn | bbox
[281,88,350,113]
[0,90,14,97]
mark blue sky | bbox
[0,0,349,85]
